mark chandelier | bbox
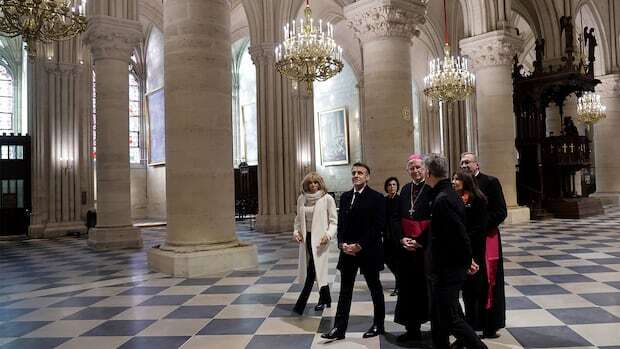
[0,0,87,59]
[576,91,606,124]
[275,0,343,93]
[423,0,475,103]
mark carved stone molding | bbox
[460,30,523,69]
[344,0,426,43]
[248,42,276,65]
[83,15,143,62]
[596,74,620,98]
[44,62,83,76]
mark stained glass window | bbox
[129,72,141,164]
[0,65,13,131]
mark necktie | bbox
[350,191,359,209]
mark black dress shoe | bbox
[321,327,345,340]
[482,330,500,339]
[362,325,385,338]
[314,303,331,311]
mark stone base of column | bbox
[505,206,530,224]
[147,242,258,277]
[591,192,620,206]
[43,222,87,238]
[255,214,295,233]
[28,224,46,238]
[88,226,142,250]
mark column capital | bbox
[344,0,426,44]
[83,15,143,62]
[248,42,275,65]
[596,74,620,98]
[460,30,523,69]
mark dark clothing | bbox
[393,181,432,329]
[334,263,385,331]
[462,195,489,330]
[427,179,472,276]
[384,194,401,286]
[334,186,386,332]
[336,187,386,274]
[427,179,485,349]
[294,231,331,312]
[430,270,487,349]
[475,172,507,332]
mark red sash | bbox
[401,218,430,238]
[485,227,500,309]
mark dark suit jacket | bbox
[476,172,507,229]
[427,179,472,279]
[337,186,386,274]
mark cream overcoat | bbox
[293,193,338,287]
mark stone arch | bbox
[575,0,610,75]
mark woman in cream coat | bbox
[293,172,338,315]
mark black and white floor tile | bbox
[1,208,619,349]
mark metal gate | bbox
[0,134,31,235]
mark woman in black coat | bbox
[452,170,489,332]
[383,177,401,296]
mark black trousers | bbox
[294,231,331,311]
[334,261,385,332]
[430,270,487,349]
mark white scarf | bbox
[303,190,324,207]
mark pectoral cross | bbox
[409,207,415,216]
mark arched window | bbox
[0,65,14,131]
[129,72,142,164]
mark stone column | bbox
[147,0,257,277]
[249,43,304,233]
[593,74,620,204]
[460,30,530,224]
[345,0,426,187]
[83,16,142,249]
[291,84,316,190]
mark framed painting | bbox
[317,107,349,166]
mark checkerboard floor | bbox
[1,208,620,349]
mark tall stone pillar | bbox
[593,74,620,204]
[250,43,304,233]
[345,0,426,187]
[147,0,257,277]
[83,16,142,249]
[460,30,530,224]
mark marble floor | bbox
[1,208,620,349]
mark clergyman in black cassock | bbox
[322,163,386,340]
[392,155,433,342]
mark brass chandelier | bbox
[576,91,606,125]
[275,0,343,93]
[0,0,87,59]
[423,0,475,103]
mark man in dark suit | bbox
[425,154,488,349]
[322,162,386,340]
[461,152,507,339]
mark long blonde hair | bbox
[301,172,328,195]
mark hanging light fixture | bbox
[423,0,475,103]
[576,91,606,124]
[275,0,343,94]
[0,0,87,59]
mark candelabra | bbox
[275,0,343,94]
[0,0,87,59]
[576,91,606,125]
